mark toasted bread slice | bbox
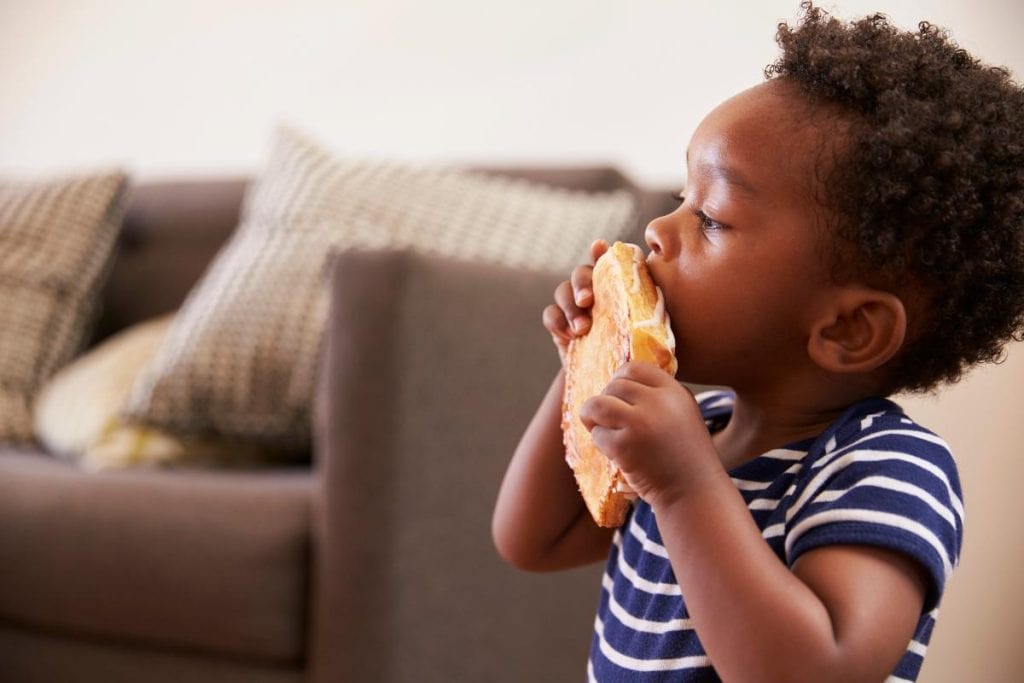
[561,242,677,527]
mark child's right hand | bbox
[543,239,610,363]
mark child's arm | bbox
[492,240,615,572]
[583,362,928,682]
[491,370,614,571]
[657,472,926,683]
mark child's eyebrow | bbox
[685,148,759,198]
[714,164,758,198]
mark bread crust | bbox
[562,242,677,527]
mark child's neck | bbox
[712,391,851,471]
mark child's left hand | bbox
[579,361,721,508]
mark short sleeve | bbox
[783,415,964,612]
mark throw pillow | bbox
[121,128,637,449]
[34,314,279,470]
[0,170,129,444]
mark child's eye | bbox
[696,210,726,232]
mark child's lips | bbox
[645,254,667,291]
[643,255,683,353]
[644,251,658,276]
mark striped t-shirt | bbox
[588,390,964,682]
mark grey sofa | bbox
[0,169,676,682]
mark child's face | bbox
[646,79,841,390]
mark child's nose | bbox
[645,215,676,259]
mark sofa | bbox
[0,168,678,682]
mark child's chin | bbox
[674,363,724,390]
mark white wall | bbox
[3,2,1023,681]
[1,0,1022,187]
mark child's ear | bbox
[807,288,907,376]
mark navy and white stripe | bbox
[588,390,964,682]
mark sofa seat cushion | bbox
[0,623,306,683]
[0,449,312,665]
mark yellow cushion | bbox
[33,315,276,470]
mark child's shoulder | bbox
[695,388,959,479]
[794,395,964,548]
[784,395,965,608]
[811,396,956,471]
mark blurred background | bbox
[1,0,1021,186]
[1,1,1022,681]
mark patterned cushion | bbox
[0,170,128,444]
[121,128,637,449]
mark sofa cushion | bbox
[0,170,128,444]
[120,128,638,451]
[0,624,305,683]
[34,315,282,470]
[0,449,311,665]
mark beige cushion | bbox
[34,315,276,470]
[0,170,128,444]
[121,128,637,449]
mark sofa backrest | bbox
[91,178,247,344]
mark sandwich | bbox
[561,241,678,527]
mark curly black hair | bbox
[765,2,1024,393]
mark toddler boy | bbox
[493,4,1023,681]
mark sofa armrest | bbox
[310,249,601,682]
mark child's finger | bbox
[601,372,648,406]
[589,239,610,264]
[553,280,591,335]
[580,394,629,431]
[588,424,623,461]
[570,265,595,307]
[611,361,670,387]
[542,303,573,341]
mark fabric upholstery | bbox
[0,624,304,683]
[0,170,128,443]
[0,171,679,682]
[121,129,640,451]
[0,450,311,665]
[34,314,279,470]
[34,315,174,465]
[91,178,247,344]
[311,249,603,682]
